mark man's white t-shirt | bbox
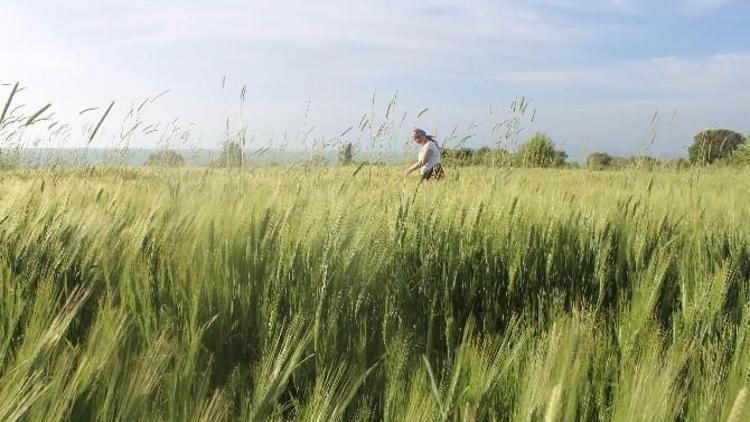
[419,140,441,176]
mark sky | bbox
[1,0,749,159]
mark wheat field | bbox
[0,166,749,421]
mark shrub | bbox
[515,133,567,168]
[730,140,750,166]
[629,155,657,170]
[0,148,22,170]
[441,147,512,167]
[212,139,244,167]
[476,148,513,166]
[586,152,613,170]
[441,147,475,166]
[338,143,355,166]
[663,158,690,170]
[145,149,186,167]
[595,154,661,170]
[688,129,745,165]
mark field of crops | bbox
[1,166,749,421]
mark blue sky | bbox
[1,0,748,159]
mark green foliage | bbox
[729,135,750,166]
[586,152,613,170]
[145,149,186,167]
[587,153,684,171]
[212,139,244,167]
[516,133,567,168]
[628,155,658,170]
[338,143,355,166]
[663,158,691,170]
[0,149,21,170]
[688,129,746,165]
[0,167,749,420]
[441,147,511,167]
[441,147,476,165]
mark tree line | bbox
[138,128,748,169]
[440,128,749,169]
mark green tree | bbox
[441,147,476,166]
[476,147,512,166]
[730,134,750,166]
[688,129,745,165]
[213,139,244,167]
[586,152,613,170]
[145,149,186,167]
[441,147,512,167]
[629,155,657,170]
[516,133,567,168]
[338,142,355,166]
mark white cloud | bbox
[535,0,739,13]
[485,53,750,97]
[680,0,738,11]
[60,0,597,50]
[0,12,82,75]
[531,0,641,12]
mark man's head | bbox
[412,128,428,145]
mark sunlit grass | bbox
[0,166,748,421]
